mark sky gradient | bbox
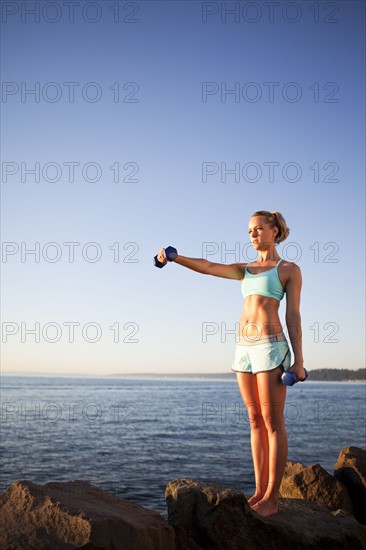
[1,0,365,374]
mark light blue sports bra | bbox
[241,259,285,301]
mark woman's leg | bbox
[236,372,269,506]
[251,367,287,517]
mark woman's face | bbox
[248,216,278,249]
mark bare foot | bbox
[251,499,278,517]
[247,493,264,507]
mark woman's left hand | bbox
[289,362,307,381]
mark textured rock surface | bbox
[165,478,366,550]
[280,462,353,514]
[283,460,307,477]
[335,446,366,524]
[0,480,175,550]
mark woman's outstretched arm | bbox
[156,248,245,280]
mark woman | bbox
[156,210,306,517]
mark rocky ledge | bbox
[166,478,365,550]
[1,446,365,549]
[0,480,175,550]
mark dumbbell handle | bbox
[281,368,308,386]
[154,246,178,268]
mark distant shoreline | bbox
[1,369,365,382]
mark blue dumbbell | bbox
[281,368,308,386]
[154,246,178,268]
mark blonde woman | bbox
[155,210,306,517]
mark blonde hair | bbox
[251,210,290,244]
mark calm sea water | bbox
[1,376,365,519]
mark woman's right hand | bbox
[157,248,168,266]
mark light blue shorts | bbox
[231,333,292,375]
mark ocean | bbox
[1,375,365,519]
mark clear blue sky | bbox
[1,1,365,374]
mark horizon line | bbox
[1,367,365,378]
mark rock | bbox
[0,480,175,550]
[283,460,307,477]
[335,446,366,524]
[280,462,353,514]
[165,478,366,550]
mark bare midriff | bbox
[239,294,283,338]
